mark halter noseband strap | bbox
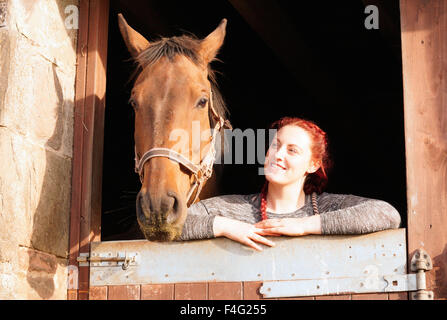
[134,90,231,206]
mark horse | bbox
[118,14,231,242]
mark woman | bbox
[179,117,401,251]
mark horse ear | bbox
[118,13,150,59]
[199,19,227,64]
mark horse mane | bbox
[130,34,230,125]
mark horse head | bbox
[118,14,229,241]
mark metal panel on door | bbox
[87,229,418,297]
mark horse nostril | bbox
[166,191,181,224]
[136,192,151,225]
[136,190,183,226]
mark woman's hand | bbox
[254,216,322,236]
[213,216,276,251]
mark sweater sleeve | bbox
[176,201,216,241]
[177,194,259,241]
[319,194,401,235]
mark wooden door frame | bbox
[68,0,109,300]
[68,0,447,300]
[400,0,447,300]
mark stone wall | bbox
[0,0,78,299]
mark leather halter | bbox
[134,90,232,206]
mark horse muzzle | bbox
[136,189,186,241]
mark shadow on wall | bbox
[26,64,72,299]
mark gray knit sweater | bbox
[179,192,401,240]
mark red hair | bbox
[260,117,332,220]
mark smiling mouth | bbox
[271,163,286,170]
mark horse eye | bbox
[196,97,208,109]
[130,99,138,110]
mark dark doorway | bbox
[101,0,406,240]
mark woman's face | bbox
[264,125,319,186]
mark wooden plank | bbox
[89,286,108,300]
[80,0,110,253]
[69,0,89,267]
[78,290,89,300]
[208,282,243,300]
[243,281,263,300]
[141,284,174,300]
[69,0,110,300]
[67,289,78,300]
[80,0,109,298]
[90,0,110,244]
[400,0,447,300]
[68,0,90,300]
[388,292,408,300]
[351,293,388,300]
[174,283,207,300]
[108,285,141,300]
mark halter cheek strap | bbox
[134,90,232,206]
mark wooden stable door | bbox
[68,0,447,300]
[85,230,411,300]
